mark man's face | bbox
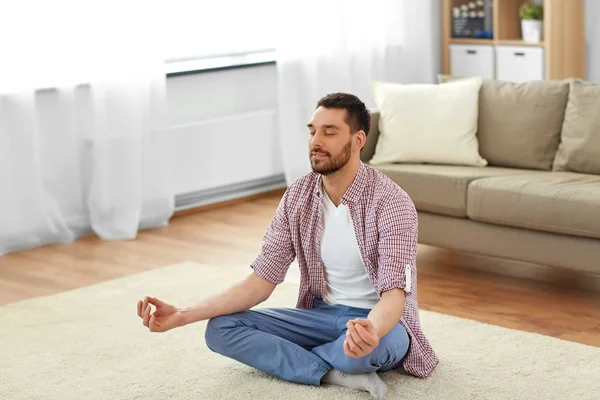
[307,107,355,176]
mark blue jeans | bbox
[204,299,410,386]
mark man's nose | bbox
[310,130,324,148]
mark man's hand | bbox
[136,296,184,333]
[343,318,380,358]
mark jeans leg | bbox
[311,322,410,374]
[205,307,338,386]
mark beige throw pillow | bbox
[553,80,600,175]
[438,75,570,170]
[369,78,487,167]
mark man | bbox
[137,93,439,399]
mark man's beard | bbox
[310,140,352,176]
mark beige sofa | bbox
[361,77,600,279]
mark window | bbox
[163,1,277,73]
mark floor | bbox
[1,191,599,347]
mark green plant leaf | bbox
[519,3,544,20]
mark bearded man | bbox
[137,93,438,399]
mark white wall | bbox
[585,0,600,82]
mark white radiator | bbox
[164,109,286,209]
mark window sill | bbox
[165,50,276,77]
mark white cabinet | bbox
[449,44,495,79]
[495,45,544,82]
[448,43,546,83]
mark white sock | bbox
[321,369,388,400]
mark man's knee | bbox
[334,325,410,374]
[205,315,237,352]
[379,324,409,352]
[375,324,410,369]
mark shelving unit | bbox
[441,0,585,81]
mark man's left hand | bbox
[343,318,380,358]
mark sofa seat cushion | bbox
[467,172,600,239]
[372,164,528,217]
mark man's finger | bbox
[352,318,378,337]
[344,339,360,358]
[343,339,351,357]
[143,305,151,327]
[149,314,156,332]
[352,318,372,328]
[343,339,352,357]
[350,321,371,342]
[147,297,163,307]
[355,323,378,347]
[137,300,142,318]
[346,331,364,354]
[347,323,367,351]
[345,333,357,352]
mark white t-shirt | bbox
[320,186,380,309]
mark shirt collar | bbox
[313,162,368,205]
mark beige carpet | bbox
[1,262,599,400]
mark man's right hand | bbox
[137,296,184,333]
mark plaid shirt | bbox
[251,162,439,378]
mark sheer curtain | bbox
[275,0,440,184]
[0,2,173,255]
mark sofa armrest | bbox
[361,110,380,163]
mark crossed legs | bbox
[204,299,409,397]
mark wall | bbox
[585,0,599,82]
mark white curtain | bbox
[275,0,440,184]
[0,2,173,255]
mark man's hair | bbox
[316,93,370,136]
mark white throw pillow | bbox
[369,78,487,167]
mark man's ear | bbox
[355,130,367,150]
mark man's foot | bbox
[321,369,387,399]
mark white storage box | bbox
[495,45,544,82]
[449,44,495,79]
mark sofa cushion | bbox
[553,79,600,175]
[438,75,570,170]
[467,172,600,239]
[373,164,528,217]
[369,79,487,167]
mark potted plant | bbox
[519,2,544,43]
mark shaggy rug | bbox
[1,262,598,399]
